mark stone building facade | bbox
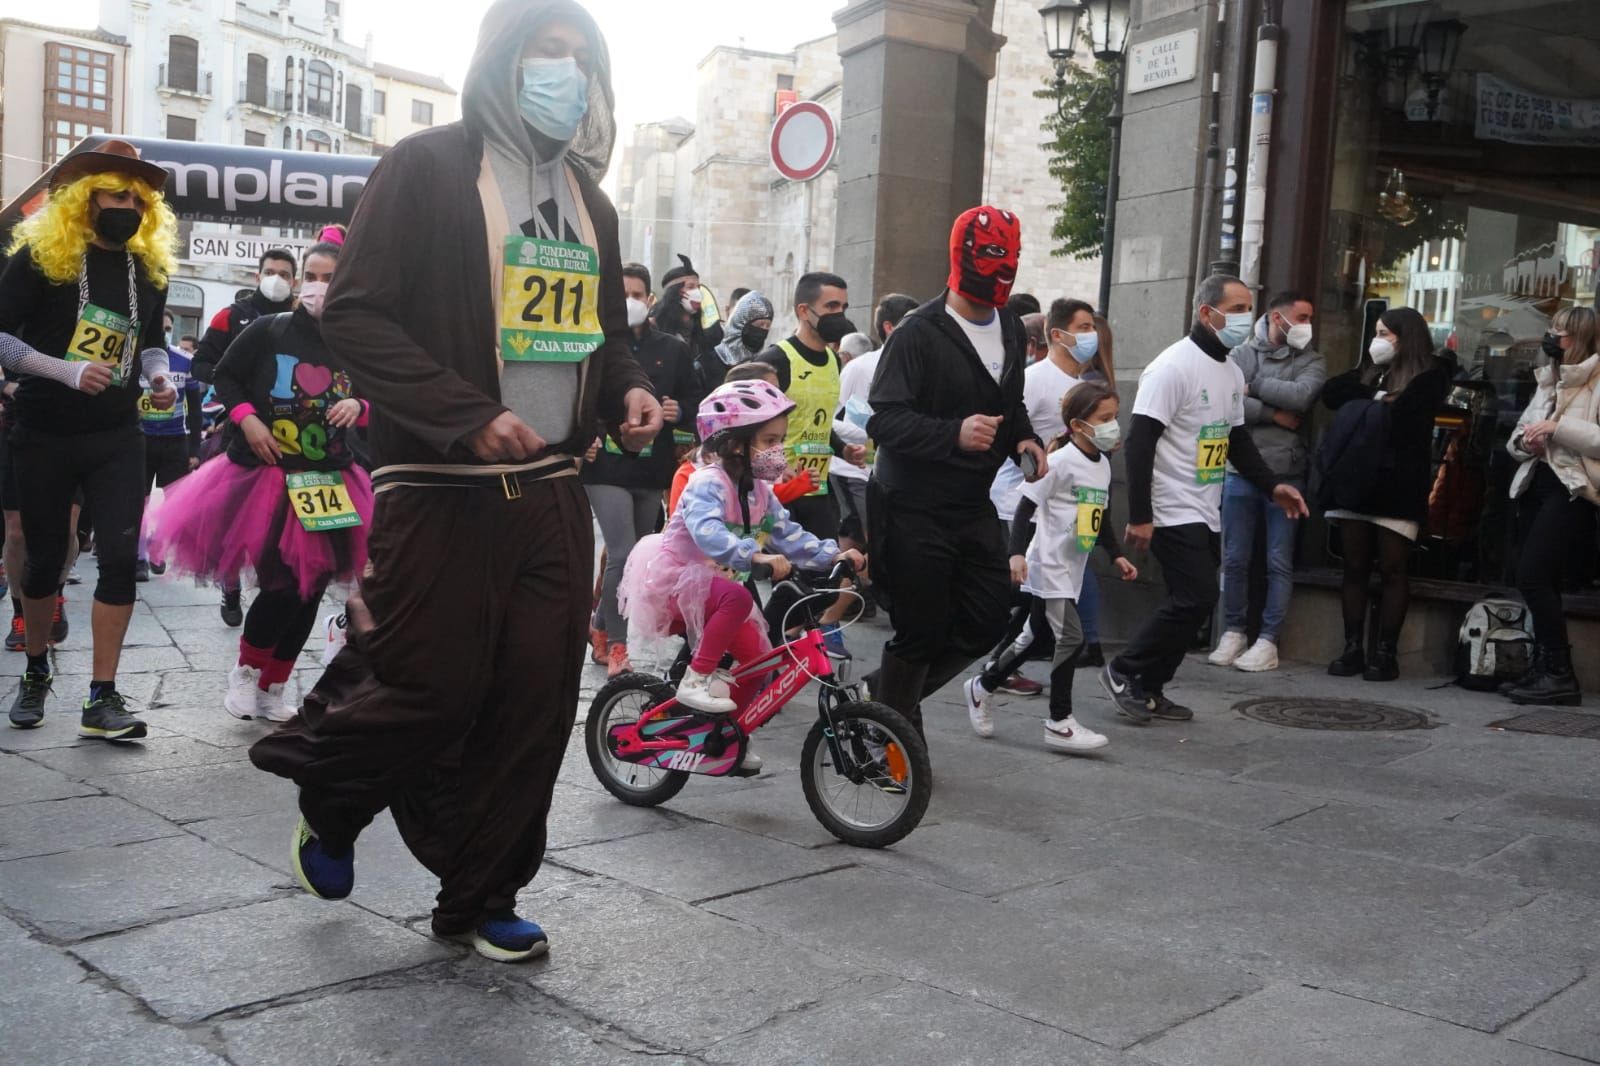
[615,21,1100,334]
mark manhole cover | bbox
[1234,697,1433,731]
[1488,710,1600,740]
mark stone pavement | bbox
[2,565,1598,1065]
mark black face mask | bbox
[1542,333,1566,361]
[811,310,857,347]
[742,326,769,352]
[93,207,142,246]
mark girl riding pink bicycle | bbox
[619,379,864,768]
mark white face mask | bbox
[259,274,293,303]
[1369,336,1397,366]
[682,286,702,311]
[626,297,649,328]
[1279,313,1313,351]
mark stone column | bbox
[832,0,1005,318]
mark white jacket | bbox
[1508,353,1600,505]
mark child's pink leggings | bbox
[690,576,774,708]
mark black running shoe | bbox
[220,589,243,628]
[149,560,166,576]
[1099,661,1152,725]
[79,691,147,742]
[1148,695,1195,721]
[8,670,51,729]
[134,559,150,583]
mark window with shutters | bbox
[167,35,199,93]
[167,115,198,141]
[245,53,268,106]
[244,130,266,147]
[411,98,433,126]
[373,89,386,115]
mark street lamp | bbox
[1039,0,1085,106]
[1417,18,1465,121]
[1039,0,1129,312]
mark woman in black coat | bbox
[1320,306,1451,681]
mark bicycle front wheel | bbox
[800,700,931,848]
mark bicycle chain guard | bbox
[608,712,746,777]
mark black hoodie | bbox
[867,292,1039,510]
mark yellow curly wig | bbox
[7,172,179,290]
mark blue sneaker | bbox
[1098,661,1152,725]
[290,816,353,900]
[820,622,850,658]
[453,911,549,963]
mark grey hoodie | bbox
[1227,313,1327,478]
[712,290,776,366]
[463,0,617,445]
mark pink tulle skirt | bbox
[618,534,761,644]
[143,457,372,599]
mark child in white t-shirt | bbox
[964,382,1137,752]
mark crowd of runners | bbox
[4,0,1598,965]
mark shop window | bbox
[1314,0,1600,588]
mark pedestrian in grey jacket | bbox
[1211,290,1327,673]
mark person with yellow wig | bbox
[0,140,178,740]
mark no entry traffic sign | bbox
[769,101,836,183]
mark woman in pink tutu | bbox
[619,380,861,770]
[145,241,371,721]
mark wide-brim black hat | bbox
[50,139,168,192]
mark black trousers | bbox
[1112,523,1220,695]
[867,480,1011,716]
[143,434,190,493]
[1516,463,1597,648]
[12,426,144,606]
[250,477,592,936]
[243,584,328,662]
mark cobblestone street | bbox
[2,564,1598,1064]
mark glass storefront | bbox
[1310,0,1600,588]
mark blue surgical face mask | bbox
[1066,329,1099,364]
[1210,308,1253,348]
[518,56,589,142]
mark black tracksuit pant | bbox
[867,480,1011,719]
[1111,523,1219,695]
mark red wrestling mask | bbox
[948,206,1021,308]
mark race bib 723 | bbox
[1195,423,1230,485]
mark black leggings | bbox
[242,584,327,663]
[1515,463,1597,648]
[1339,519,1412,642]
[12,426,144,605]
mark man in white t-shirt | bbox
[1100,275,1308,723]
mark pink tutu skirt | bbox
[143,457,372,600]
[618,534,761,644]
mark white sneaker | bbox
[963,677,995,738]
[257,681,297,723]
[321,612,348,667]
[1044,715,1109,754]
[1208,630,1249,667]
[1233,638,1279,673]
[225,664,263,720]
[739,744,763,773]
[676,668,736,714]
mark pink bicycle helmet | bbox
[696,379,796,441]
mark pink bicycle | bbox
[584,563,931,848]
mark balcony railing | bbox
[344,114,373,138]
[158,64,213,98]
[238,83,288,112]
[305,97,334,120]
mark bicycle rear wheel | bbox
[585,673,689,806]
[801,700,931,848]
